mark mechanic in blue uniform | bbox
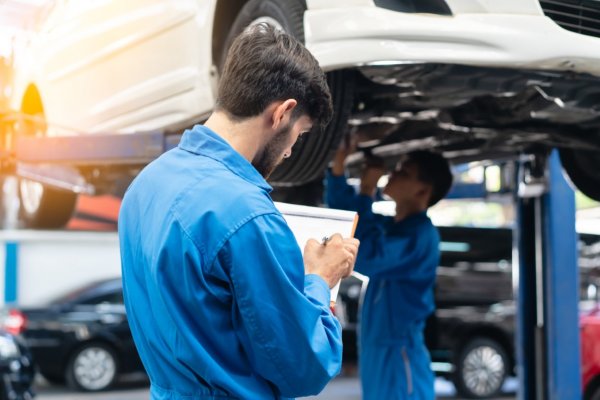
[118,24,359,400]
[326,145,453,400]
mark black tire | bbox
[18,179,77,229]
[585,377,600,400]
[222,0,306,60]
[560,148,600,202]
[17,87,78,229]
[222,0,354,186]
[66,343,118,392]
[452,337,509,399]
[589,385,600,400]
[270,71,353,185]
[0,380,10,400]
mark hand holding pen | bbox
[303,233,360,289]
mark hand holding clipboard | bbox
[274,202,360,307]
[323,213,359,308]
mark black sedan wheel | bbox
[453,337,508,399]
[66,343,118,392]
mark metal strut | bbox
[514,150,581,400]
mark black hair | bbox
[406,151,453,207]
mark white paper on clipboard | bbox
[274,202,358,305]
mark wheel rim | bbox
[73,346,116,390]
[19,179,44,216]
[462,345,506,397]
[249,16,285,32]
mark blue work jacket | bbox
[118,125,343,400]
[326,173,439,345]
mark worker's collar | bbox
[178,125,272,192]
[388,210,429,231]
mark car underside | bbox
[292,62,600,202]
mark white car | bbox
[6,0,600,227]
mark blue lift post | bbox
[515,150,581,399]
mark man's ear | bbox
[417,185,433,206]
[271,99,298,129]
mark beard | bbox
[252,123,292,179]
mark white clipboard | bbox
[275,202,358,306]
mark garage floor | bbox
[33,373,518,400]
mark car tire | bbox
[452,337,509,399]
[66,343,118,392]
[221,0,354,186]
[585,378,600,400]
[560,148,600,202]
[18,179,77,229]
[590,386,600,400]
[16,87,78,229]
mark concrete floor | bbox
[33,373,518,400]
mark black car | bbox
[0,279,143,392]
[0,329,35,400]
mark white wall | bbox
[0,230,121,307]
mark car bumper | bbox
[305,8,600,76]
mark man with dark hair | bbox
[119,24,359,400]
[326,147,453,400]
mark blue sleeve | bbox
[354,214,436,280]
[325,171,386,211]
[325,171,361,211]
[221,213,342,398]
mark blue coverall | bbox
[326,172,440,400]
[118,125,343,400]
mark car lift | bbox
[515,150,581,399]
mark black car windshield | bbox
[49,279,122,306]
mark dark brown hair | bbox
[216,23,333,129]
[406,151,453,207]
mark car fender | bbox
[13,0,219,136]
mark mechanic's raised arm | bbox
[326,138,363,211]
[218,213,355,398]
[326,142,386,213]
[326,171,361,211]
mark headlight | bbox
[0,334,20,359]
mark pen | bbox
[322,236,331,245]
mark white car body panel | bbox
[22,0,216,136]
[307,0,542,14]
[444,0,542,15]
[306,0,375,10]
[305,8,600,75]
